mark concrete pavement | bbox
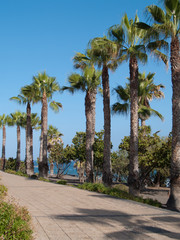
[0,171,180,240]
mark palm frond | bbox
[49,101,63,113]
[147,5,166,24]
[112,102,129,115]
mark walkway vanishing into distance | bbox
[1,171,180,240]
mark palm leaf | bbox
[49,101,62,113]
[147,5,166,24]
[112,102,129,115]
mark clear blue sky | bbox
[0,0,172,160]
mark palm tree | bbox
[47,124,63,151]
[109,13,167,195]
[73,52,101,183]
[0,114,11,170]
[109,14,148,194]
[10,84,38,175]
[9,111,25,171]
[139,0,180,211]
[32,71,62,177]
[112,72,165,126]
[63,65,101,182]
[89,37,118,185]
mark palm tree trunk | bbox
[26,102,34,176]
[141,119,146,127]
[39,107,43,169]
[16,125,21,171]
[2,125,6,171]
[167,36,180,211]
[102,64,112,186]
[91,89,97,182]
[85,89,96,183]
[39,91,49,177]
[30,126,34,169]
[129,56,140,196]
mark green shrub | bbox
[5,158,26,173]
[5,158,16,171]
[0,201,33,239]
[56,180,67,185]
[77,183,162,208]
[0,185,7,199]
[0,185,33,240]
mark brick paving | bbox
[1,171,180,240]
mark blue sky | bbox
[0,0,172,160]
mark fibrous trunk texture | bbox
[38,91,49,177]
[102,64,112,186]
[85,89,96,182]
[2,125,6,171]
[16,125,21,171]
[26,102,34,176]
[128,56,140,196]
[167,36,180,211]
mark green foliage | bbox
[5,169,28,178]
[0,185,33,240]
[5,158,25,173]
[48,142,65,164]
[0,185,7,199]
[119,127,171,186]
[56,180,67,185]
[5,158,16,171]
[77,183,161,207]
[93,130,104,170]
[111,150,129,182]
[71,130,107,170]
[72,132,86,163]
[0,201,33,239]
[38,177,50,182]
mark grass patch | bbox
[38,177,50,182]
[0,185,33,240]
[56,179,67,185]
[5,170,28,178]
[77,183,161,208]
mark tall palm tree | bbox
[139,0,180,211]
[63,65,101,182]
[89,37,118,185]
[109,13,167,195]
[73,52,100,183]
[0,114,11,170]
[9,111,25,171]
[112,72,165,126]
[10,84,38,175]
[32,71,62,177]
[109,14,147,194]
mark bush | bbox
[77,183,161,208]
[0,185,7,199]
[0,185,33,240]
[5,158,26,173]
[56,180,67,185]
[0,202,33,239]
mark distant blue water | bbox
[34,161,78,176]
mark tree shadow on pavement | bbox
[50,208,180,239]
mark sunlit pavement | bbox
[1,171,180,240]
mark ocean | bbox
[34,161,78,176]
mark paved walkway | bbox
[1,171,180,240]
